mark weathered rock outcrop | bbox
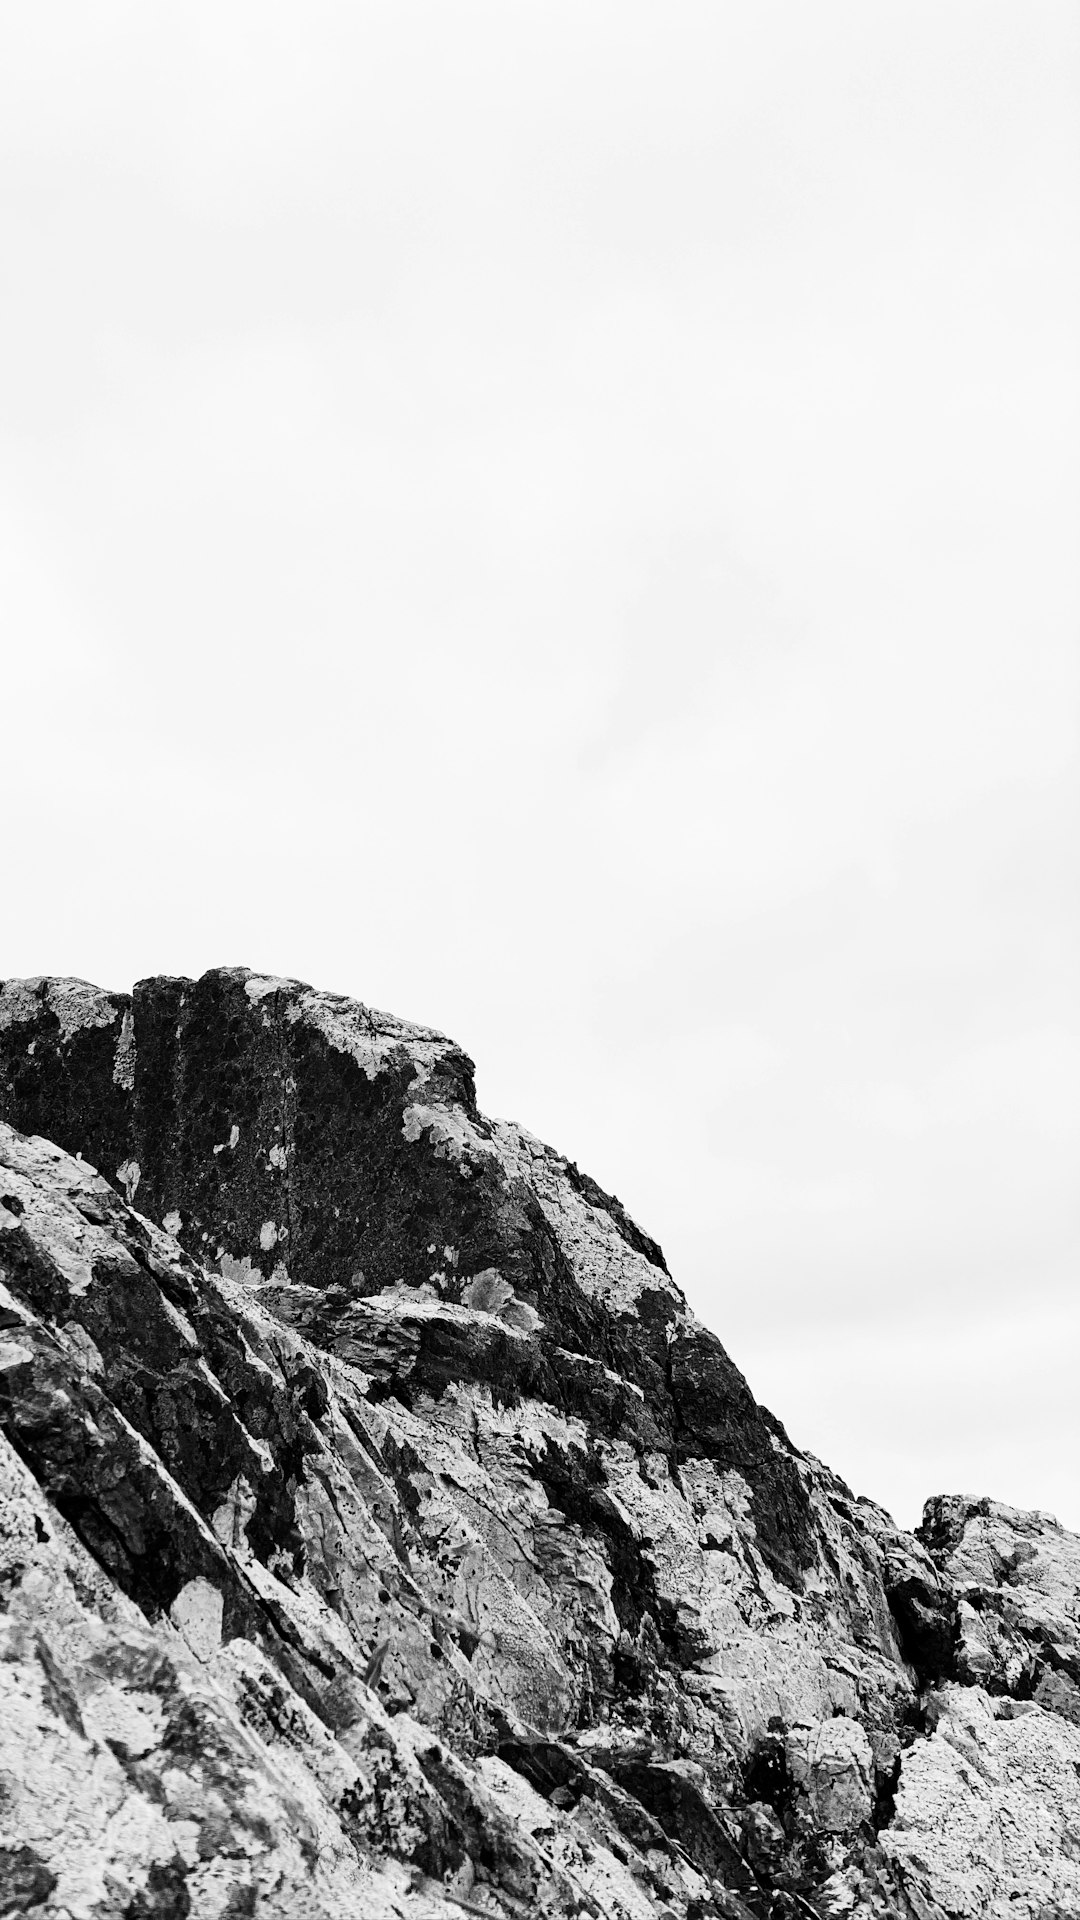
[0,968,1077,1918]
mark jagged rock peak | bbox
[1,967,1078,1918]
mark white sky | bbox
[1,3,1077,1531]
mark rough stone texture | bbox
[919,1496,1080,1719]
[882,1686,1080,1919]
[0,967,1078,1918]
[785,1717,874,1833]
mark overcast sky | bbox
[1,3,1077,1531]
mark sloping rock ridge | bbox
[0,967,1077,1919]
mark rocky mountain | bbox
[0,968,1077,1919]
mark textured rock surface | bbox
[882,1685,1080,1919]
[0,967,1077,1917]
[919,1495,1080,1719]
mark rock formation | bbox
[0,968,1076,1918]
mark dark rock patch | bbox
[743,1727,794,1824]
[884,1572,957,1685]
[0,1843,58,1914]
[603,1758,756,1894]
[668,1327,815,1589]
[0,983,131,1179]
[123,1858,191,1919]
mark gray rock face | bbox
[919,1496,1080,1720]
[0,967,1077,1918]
